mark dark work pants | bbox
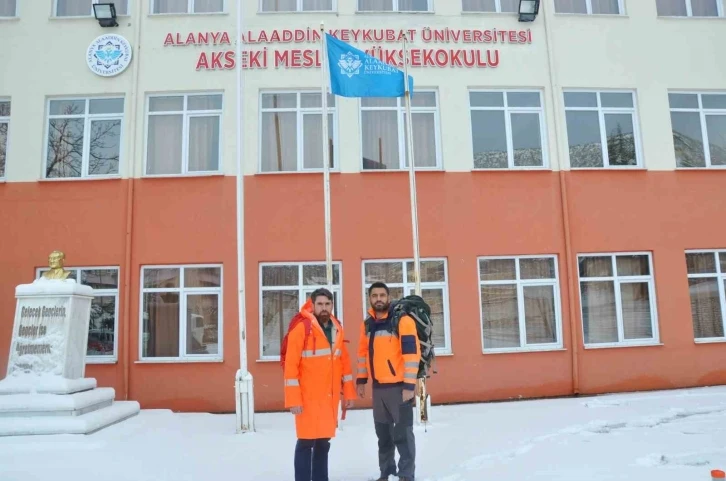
[373,385,416,479]
[294,438,331,481]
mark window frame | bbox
[461,0,518,13]
[150,0,226,14]
[143,92,224,177]
[553,0,624,15]
[356,0,433,12]
[468,89,550,170]
[669,91,726,169]
[685,249,726,342]
[358,90,442,171]
[258,261,344,361]
[361,257,452,355]
[139,264,224,362]
[43,96,125,180]
[0,99,9,180]
[563,89,644,169]
[35,266,120,364]
[257,90,339,174]
[577,252,660,349]
[54,0,130,17]
[0,0,17,17]
[657,0,724,17]
[258,0,336,12]
[477,255,563,354]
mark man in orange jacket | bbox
[357,282,421,481]
[284,288,356,481]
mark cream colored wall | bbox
[1,0,725,182]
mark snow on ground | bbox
[1,386,726,481]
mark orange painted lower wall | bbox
[1,171,725,413]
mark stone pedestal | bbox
[0,277,139,436]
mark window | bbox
[685,251,726,340]
[469,90,547,169]
[55,0,129,16]
[152,0,224,13]
[259,262,342,359]
[36,267,119,362]
[260,92,337,172]
[554,0,623,14]
[361,92,441,170]
[462,0,518,12]
[578,253,659,347]
[145,93,222,176]
[362,259,451,353]
[0,0,17,16]
[141,265,222,360]
[357,0,431,11]
[0,100,8,179]
[45,98,124,179]
[669,92,726,168]
[656,0,723,17]
[479,256,562,352]
[260,0,334,11]
[564,90,642,168]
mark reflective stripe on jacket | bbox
[283,298,356,439]
[356,308,421,391]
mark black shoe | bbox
[399,477,413,481]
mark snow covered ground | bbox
[1,386,726,481]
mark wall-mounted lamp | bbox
[93,3,118,28]
[518,0,540,22]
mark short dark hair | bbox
[368,282,389,296]
[310,288,333,303]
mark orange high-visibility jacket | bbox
[283,299,356,440]
[356,308,421,391]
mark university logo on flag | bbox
[325,33,413,98]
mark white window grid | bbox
[144,93,223,176]
[462,0,518,12]
[35,266,120,364]
[258,261,343,361]
[139,264,223,362]
[658,0,724,17]
[468,89,549,170]
[685,249,726,341]
[151,0,225,14]
[577,252,660,348]
[258,91,339,173]
[477,255,563,353]
[44,97,125,179]
[670,91,726,169]
[0,99,9,180]
[357,0,432,12]
[0,0,17,17]
[554,0,624,14]
[361,258,451,354]
[359,91,442,170]
[564,90,643,169]
[259,0,336,12]
[54,0,130,16]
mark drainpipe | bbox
[121,0,143,401]
[541,1,580,394]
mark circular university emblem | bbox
[86,34,133,77]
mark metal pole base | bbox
[235,369,255,433]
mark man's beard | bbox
[373,301,389,314]
[315,312,330,324]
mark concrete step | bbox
[0,387,117,417]
[0,401,141,436]
[0,376,97,395]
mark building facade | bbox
[1,0,725,413]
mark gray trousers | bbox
[372,385,415,479]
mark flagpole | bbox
[402,33,421,297]
[320,23,333,291]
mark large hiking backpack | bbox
[279,313,315,369]
[368,295,437,379]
